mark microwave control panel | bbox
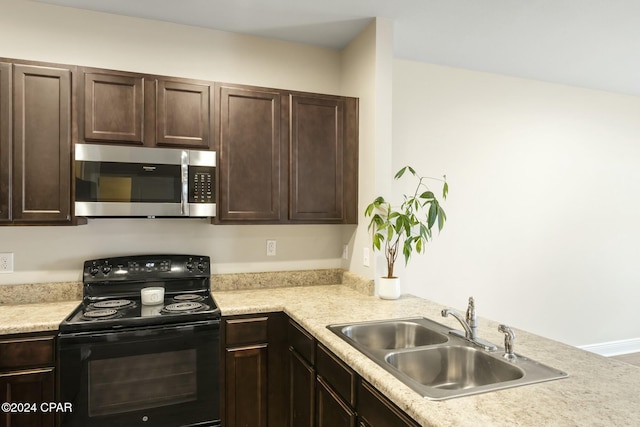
[188,166,215,203]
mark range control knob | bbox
[101,261,112,275]
[196,259,206,272]
[186,258,194,272]
[89,262,99,276]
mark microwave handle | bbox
[181,150,189,216]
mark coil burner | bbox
[173,294,205,302]
[162,302,209,314]
[89,299,136,310]
[82,308,121,320]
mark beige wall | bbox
[1,0,342,93]
[339,18,394,286]
[392,59,640,347]
[0,0,354,284]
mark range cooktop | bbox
[59,255,221,333]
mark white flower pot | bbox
[378,277,401,300]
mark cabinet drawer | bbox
[0,335,55,370]
[316,343,356,407]
[288,320,315,364]
[225,316,269,346]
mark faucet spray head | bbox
[466,296,477,327]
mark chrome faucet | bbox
[498,324,517,361]
[441,308,475,339]
[441,297,497,351]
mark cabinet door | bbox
[0,368,55,427]
[82,71,145,144]
[225,345,268,427]
[0,62,10,222]
[289,348,315,427]
[289,94,345,222]
[316,376,356,427]
[156,80,211,148]
[12,64,71,223]
[357,380,420,427]
[216,84,283,222]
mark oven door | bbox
[58,320,220,427]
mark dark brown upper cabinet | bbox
[78,67,212,149]
[215,83,358,224]
[82,71,144,144]
[216,84,283,222]
[290,94,346,223]
[0,62,10,223]
[156,80,210,148]
[0,60,75,225]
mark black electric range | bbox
[58,254,221,427]
[59,254,220,333]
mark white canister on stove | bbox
[141,287,165,305]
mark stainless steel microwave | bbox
[75,144,216,218]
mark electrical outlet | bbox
[363,247,370,267]
[342,244,348,260]
[266,240,277,256]
[0,252,14,273]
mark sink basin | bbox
[385,345,524,389]
[341,320,448,350]
[328,317,568,400]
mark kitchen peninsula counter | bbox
[213,285,640,427]
[1,282,639,426]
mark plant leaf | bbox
[419,191,435,200]
[427,202,438,228]
[394,166,407,179]
[437,205,447,231]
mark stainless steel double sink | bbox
[327,317,568,400]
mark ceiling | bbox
[34,0,640,96]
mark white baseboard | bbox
[579,338,640,357]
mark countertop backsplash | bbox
[0,281,83,305]
[0,269,374,305]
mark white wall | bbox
[393,59,640,348]
[0,0,352,284]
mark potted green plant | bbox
[364,166,448,299]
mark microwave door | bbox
[75,160,185,217]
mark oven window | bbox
[75,161,182,203]
[88,349,197,417]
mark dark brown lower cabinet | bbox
[0,332,56,427]
[225,344,268,427]
[224,315,420,427]
[286,318,421,427]
[357,380,421,427]
[222,313,287,427]
[289,348,314,427]
[0,369,55,427]
[316,375,356,427]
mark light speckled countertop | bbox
[0,300,80,335]
[1,283,639,426]
[213,285,640,427]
